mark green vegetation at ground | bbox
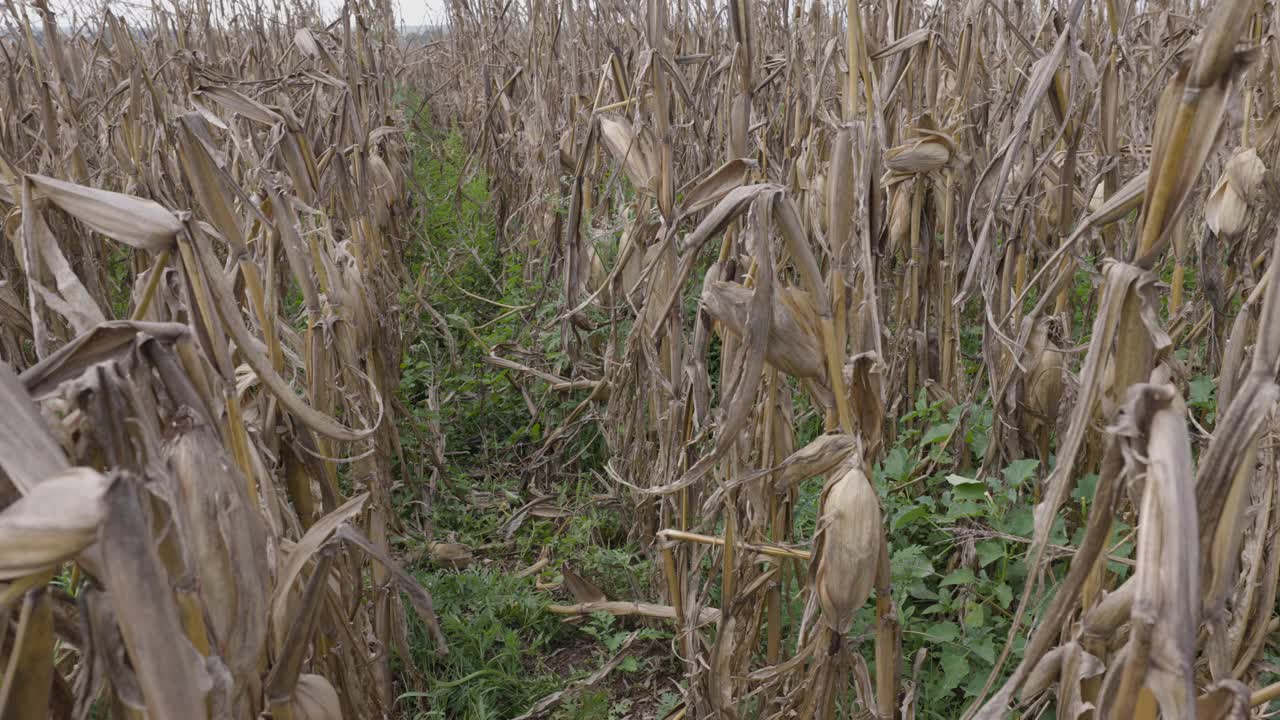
[393,117,676,720]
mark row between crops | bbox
[406,0,1280,718]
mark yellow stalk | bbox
[130,249,170,321]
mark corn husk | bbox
[884,130,954,174]
[0,467,110,580]
[291,674,343,720]
[1205,148,1267,238]
[814,461,882,633]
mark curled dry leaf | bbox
[598,115,659,194]
[682,158,753,215]
[701,280,825,380]
[1020,642,1103,718]
[27,175,181,252]
[1197,680,1250,720]
[428,542,474,570]
[562,564,608,604]
[19,320,190,399]
[774,433,859,489]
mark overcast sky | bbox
[392,0,446,27]
[312,0,450,27]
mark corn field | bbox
[413,0,1280,717]
[8,0,1280,717]
[0,0,445,717]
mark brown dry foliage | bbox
[11,0,1280,717]
[411,0,1280,718]
[0,0,443,718]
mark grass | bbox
[401,569,565,718]
[391,110,670,719]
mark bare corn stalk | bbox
[408,0,1280,716]
[0,1,443,717]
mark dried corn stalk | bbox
[411,0,1280,716]
[0,4,443,718]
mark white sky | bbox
[392,0,446,27]
[313,0,447,27]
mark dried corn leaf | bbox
[98,474,211,719]
[562,564,607,604]
[192,85,284,126]
[293,28,339,74]
[27,174,180,252]
[701,280,824,380]
[1021,641,1103,718]
[0,588,55,718]
[165,407,268,678]
[682,158,753,215]
[1197,681,1250,720]
[22,180,107,334]
[271,492,369,650]
[598,115,659,193]
[428,542,474,570]
[0,362,67,493]
[20,320,190,399]
[332,523,448,654]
